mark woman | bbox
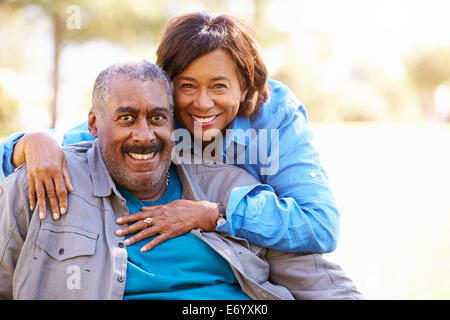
[1,13,339,253]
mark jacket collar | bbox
[86,140,120,198]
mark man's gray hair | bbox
[92,60,174,113]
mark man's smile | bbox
[127,152,156,160]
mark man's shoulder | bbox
[0,162,28,189]
[182,162,260,185]
[178,162,261,203]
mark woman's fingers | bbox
[43,178,60,220]
[124,227,161,247]
[115,218,153,237]
[62,157,73,193]
[140,234,171,252]
[35,180,47,220]
[54,173,68,216]
[27,171,37,213]
[115,206,161,225]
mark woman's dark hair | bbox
[156,12,270,116]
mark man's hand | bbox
[14,132,73,220]
[115,200,222,252]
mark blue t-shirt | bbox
[117,164,250,300]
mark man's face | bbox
[89,76,173,200]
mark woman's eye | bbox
[213,83,227,89]
[181,83,194,89]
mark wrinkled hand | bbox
[115,200,220,252]
[18,132,73,220]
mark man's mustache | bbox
[121,142,165,154]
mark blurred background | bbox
[0,0,449,299]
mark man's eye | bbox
[152,115,166,121]
[120,115,134,121]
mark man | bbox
[0,61,363,299]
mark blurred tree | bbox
[0,84,19,136]
[0,0,167,128]
[404,46,450,121]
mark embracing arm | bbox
[217,109,340,253]
[0,121,92,219]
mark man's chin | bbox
[117,171,166,193]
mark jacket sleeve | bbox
[0,132,26,181]
[265,249,364,300]
[0,166,32,299]
[217,109,340,253]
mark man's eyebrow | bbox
[115,106,139,114]
[150,107,171,115]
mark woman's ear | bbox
[88,110,99,138]
[240,88,248,103]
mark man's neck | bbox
[129,180,168,202]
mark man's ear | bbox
[88,110,99,138]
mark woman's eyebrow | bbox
[211,76,230,82]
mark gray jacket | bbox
[0,140,363,300]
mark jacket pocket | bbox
[36,223,98,262]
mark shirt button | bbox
[59,248,64,255]
[117,275,125,283]
[310,171,317,178]
[118,242,125,248]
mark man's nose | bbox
[131,119,155,143]
[193,89,214,111]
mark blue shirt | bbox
[0,79,339,253]
[118,165,249,300]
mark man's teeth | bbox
[128,152,155,160]
[191,115,216,123]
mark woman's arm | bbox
[217,106,340,253]
[0,132,26,180]
[0,122,92,219]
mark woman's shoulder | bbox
[249,79,307,129]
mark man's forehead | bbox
[108,76,170,111]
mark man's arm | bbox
[0,166,32,299]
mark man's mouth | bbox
[128,152,156,160]
[121,142,164,161]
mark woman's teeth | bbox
[128,152,155,160]
[191,115,217,123]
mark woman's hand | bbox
[13,132,73,220]
[115,200,222,252]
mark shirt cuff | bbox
[1,132,26,179]
[215,184,273,235]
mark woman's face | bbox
[173,49,247,142]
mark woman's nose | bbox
[193,90,214,111]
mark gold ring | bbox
[143,217,153,228]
